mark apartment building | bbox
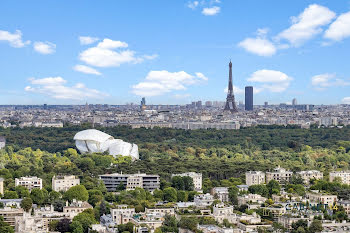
[245,171,265,186]
[111,205,135,225]
[306,191,338,206]
[296,170,323,184]
[52,175,80,192]
[0,207,24,227]
[171,172,202,192]
[266,167,293,184]
[99,173,160,192]
[15,177,42,192]
[211,187,229,203]
[194,193,215,207]
[63,200,93,218]
[329,171,350,185]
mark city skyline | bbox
[1,1,350,105]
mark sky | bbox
[1,0,350,105]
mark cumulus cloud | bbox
[33,41,56,54]
[79,38,156,67]
[79,36,99,45]
[73,65,102,75]
[187,1,199,9]
[342,97,350,104]
[276,4,336,46]
[238,29,276,56]
[324,11,350,41]
[202,6,220,16]
[25,76,107,100]
[132,70,208,97]
[247,69,293,92]
[0,29,30,48]
[311,73,350,90]
[224,85,244,95]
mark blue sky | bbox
[1,0,350,105]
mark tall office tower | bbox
[196,101,202,108]
[264,102,268,107]
[245,86,253,111]
[140,97,146,110]
[224,61,238,113]
[292,98,297,106]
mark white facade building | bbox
[171,172,202,191]
[194,193,214,207]
[245,171,265,186]
[15,177,42,192]
[296,170,323,184]
[329,171,350,185]
[111,205,135,225]
[266,167,293,184]
[52,175,80,192]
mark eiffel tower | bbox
[224,61,238,113]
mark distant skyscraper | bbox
[196,101,202,108]
[245,86,253,111]
[292,98,297,106]
[264,102,268,107]
[224,61,238,113]
[140,97,146,110]
[205,101,212,107]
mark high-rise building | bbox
[140,97,146,110]
[245,86,253,111]
[292,98,297,106]
[196,101,202,108]
[264,102,268,107]
[205,101,212,107]
[224,61,238,113]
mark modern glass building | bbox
[245,86,253,111]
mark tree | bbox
[118,222,134,233]
[30,188,48,205]
[267,180,280,196]
[0,216,14,233]
[72,209,97,233]
[177,190,187,202]
[178,217,198,232]
[183,176,194,191]
[99,201,107,217]
[171,176,184,190]
[309,220,322,233]
[163,187,177,202]
[3,190,18,199]
[15,186,30,198]
[63,185,89,202]
[161,214,178,233]
[20,197,33,212]
[56,218,71,233]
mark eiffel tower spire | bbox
[224,60,238,113]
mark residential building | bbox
[15,176,42,192]
[52,175,80,192]
[237,194,267,206]
[329,171,350,185]
[0,178,3,195]
[338,200,350,215]
[63,200,93,218]
[99,173,160,192]
[245,171,265,186]
[171,172,202,192]
[111,205,135,225]
[266,166,293,184]
[131,214,163,232]
[0,207,24,227]
[306,191,338,206]
[0,199,23,208]
[194,193,215,207]
[296,170,323,184]
[145,207,175,216]
[211,187,229,203]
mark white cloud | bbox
[224,85,244,95]
[132,71,208,97]
[0,29,30,48]
[174,93,191,99]
[202,6,220,16]
[187,1,199,9]
[33,41,56,54]
[276,4,336,46]
[311,73,350,89]
[238,37,276,56]
[25,76,107,100]
[247,69,293,92]
[73,65,102,75]
[342,97,350,104]
[79,36,99,45]
[79,38,156,67]
[324,11,350,41]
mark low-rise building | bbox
[306,191,338,206]
[338,200,350,215]
[111,205,135,225]
[63,200,93,218]
[0,199,23,208]
[52,175,80,192]
[145,207,175,216]
[131,214,163,232]
[245,171,265,186]
[266,166,293,184]
[211,187,229,203]
[296,170,323,185]
[237,194,267,206]
[171,172,202,192]
[15,176,42,192]
[99,173,160,192]
[329,171,350,185]
[0,207,25,227]
[194,193,215,207]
